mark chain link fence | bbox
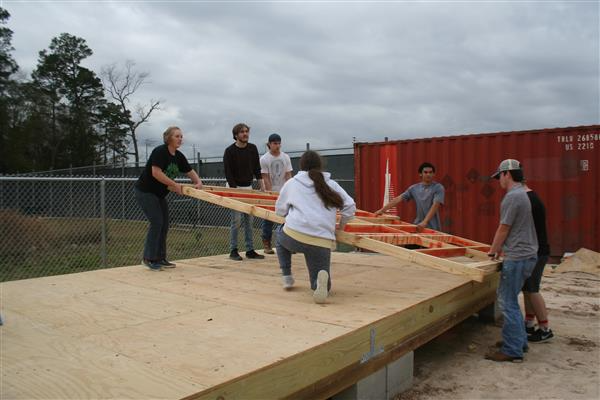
[0,177,275,282]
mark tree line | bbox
[0,7,160,173]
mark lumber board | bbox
[335,231,487,282]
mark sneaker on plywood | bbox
[159,259,176,268]
[142,259,163,271]
[246,250,265,259]
[313,270,329,304]
[282,275,295,290]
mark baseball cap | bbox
[491,159,521,179]
[268,133,281,143]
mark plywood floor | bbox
[1,251,488,399]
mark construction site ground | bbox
[398,265,600,400]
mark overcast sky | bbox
[3,0,599,160]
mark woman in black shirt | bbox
[134,126,203,270]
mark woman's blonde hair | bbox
[163,126,181,144]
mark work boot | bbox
[484,350,523,363]
[262,239,274,254]
[495,340,529,353]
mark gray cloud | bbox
[5,1,598,160]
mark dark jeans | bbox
[135,187,168,261]
[230,210,254,252]
[275,227,331,291]
[261,220,279,242]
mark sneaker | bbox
[142,259,163,271]
[526,325,536,336]
[282,275,295,290]
[485,350,523,363]
[158,259,176,268]
[262,239,275,254]
[245,250,265,259]
[229,249,243,261]
[313,270,329,304]
[495,340,529,353]
[528,328,554,343]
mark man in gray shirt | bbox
[375,162,444,232]
[485,159,538,363]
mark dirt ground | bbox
[396,267,600,400]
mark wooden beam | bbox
[182,186,285,224]
[201,185,280,197]
[233,198,276,206]
[335,232,489,283]
[416,247,469,258]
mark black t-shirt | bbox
[223,142,261,187]
[136,144,192,197]
[527,191,550,256]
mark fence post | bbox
[69,164,74,217]
[121,159,125,220]
[196,151,201,227]
[100,178,107,268]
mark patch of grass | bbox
[0,217,264,282]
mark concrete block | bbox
[478,301,501,324]
[333,351,414,400]
[333,365,386,400]
[386,351,414,399]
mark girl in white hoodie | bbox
[275,150,356,303]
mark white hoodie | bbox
[275,171,356,240]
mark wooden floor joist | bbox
[181,185,500,282]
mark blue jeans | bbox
[276,227,331,291]
[498,257,537,357]
[134,187,168,261]
[230,210,254,252]
[261,220,279,241]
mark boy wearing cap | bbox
[223,123,266,261]
[485,159,538,363]
[260,133,293,253]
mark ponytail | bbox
[300,151,343,209]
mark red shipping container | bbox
[354,125,600,258]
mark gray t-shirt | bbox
[260,151,293,191]
[401,182,445,230]
[500,184,538,260]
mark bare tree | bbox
[102,60,160,167]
